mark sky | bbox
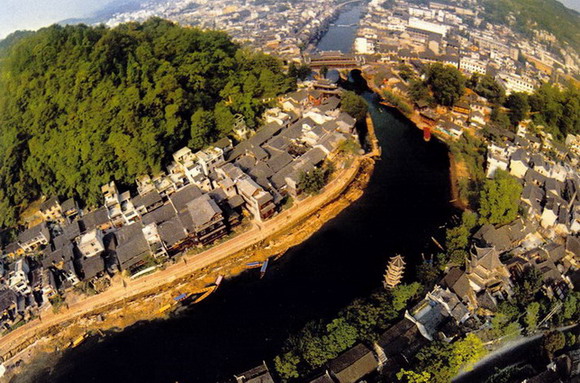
[0,0,579,39]
[0,0,114,39]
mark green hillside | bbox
[0,19,295,227]
[482,0,580,52]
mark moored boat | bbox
[260,259,269,279]
[245,261,262,269]
[423,126,431,141]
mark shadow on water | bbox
[16,74,456,383]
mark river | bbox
[315,4,363,53]
[14,10,456,383]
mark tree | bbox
[274,352,300,379]
[397,63,416,82]
[505,93,530,126]
[468,74,505,105]
[189,109,216,150]
[542,331,565,359]
[525,302,540,333]
[478,170,522,225]
[562,292,579,321]
[416,262,440,285]
[397,369,432,383]
[298,168,328,196]
[323,318,358,356]
[445,211,478,266]
[490,107,512,130]
[450,334,487,374]
[391,282,422,311]
[340,91,368,121]
[425,63,465,106]
[513,267,543,304]
[408,79,429,102]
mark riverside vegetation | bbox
[0,18,298,229]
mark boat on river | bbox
[423,126,431,141]
[260,259,269,279]
[245,261,262,269]
[71,333,88,348]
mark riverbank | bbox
[362,68,468,210]
[1,151,376,382]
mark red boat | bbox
[423,126,431,142]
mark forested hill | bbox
[482,0,580,52]
[0,19,295,228]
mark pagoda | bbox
[384,255,405,289]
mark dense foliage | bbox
[298,167,331,196]
[0,19,295,227]
[478,170,523,226]
[425,63,465,107]
[381,89,413,115]
[482,0,580,53]
[467,74,505,105]
[340,91,368,121]
[402,333,488,383]
[528,83,580,140]
[445,211,478,266]
[274,283,423,380]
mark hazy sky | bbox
[0,0,578,39]
[0,0,114,38]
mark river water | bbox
[15,9,456,383]
[316,5,363,53]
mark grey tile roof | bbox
[81,208,110,232]
[62,221,82,241]
[301,147,326,166]
[248,161,274,180]
[132,190,162,210]
[267,152,293,173]
[169,184,203,213]
[80,255,105,280]
[115,222,144,245]
[18,222,50,244]
[158,217,188,247]
[40,196,60,212]
[0,288,17,312]
[187,194,222,229]
[141,204,177,226]
[249,122,283,146]
[61,197,78,214]
[115,230,150,270]
[328,344,377,382]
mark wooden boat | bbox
[192,286,217,304]
[157,304,173,314]
[173,293,189,302]
[423,126,431,142]
[245,261,263,269]
[71,334,87,348]
[260,259,269,279]
[431,236,445,251]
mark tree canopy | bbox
[478,170,522,226]
[467,74,505,105]
[0,19,295,227]
[340,91,368,121]
[425,63,465,107]
[528,83,580,140]
[505,92,530,126]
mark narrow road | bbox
[0,159,363,358]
